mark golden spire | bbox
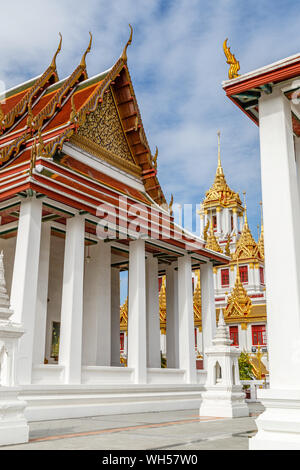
[50,33,62,70]
[225,234,231,256]
[80,32,92,68]
[121,24,133,62]
[216,130,224,176]
[243,191,248,227]
[203,218,209,242]
[224,258,252,322]
[232,192,260,260]
[193,270,201,308]
[258,201,264,259]
[205,217,223,253]
[223,38,240,79]
[202,131,241,209]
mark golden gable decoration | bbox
[224,261,252,323]
[77,88,136,166]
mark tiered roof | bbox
[202,132,242,211]
[231,206,261,261]
[0,28,166,206]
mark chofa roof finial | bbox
[80,32,93,68]
[121,24,133,62]
[223,38,240,80]
[50,32,63,70]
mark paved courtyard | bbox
[1,403,263,450]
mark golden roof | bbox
[205,219,223,253]
[120,297,128,332]
[224,261,252,323]
[202,132,242,209]
[159,275,167,333]
[232,206,260,261]
[193,270,202,328]
[257,225,264,259]
[249,355,269,379]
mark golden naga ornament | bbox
[80,32,93,68]
[121,24,133,62]
[50,32,62,70]
[223,38,240,80]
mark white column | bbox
[166,264,179,368]
[59,215,85,384]
[177,255,197,384]
[111,267,120,366]
[128,239,147,384]
[200,261,217,369]
[232,209,238,234]
[216,208,221,235]
[32,221,51,365]
[239,324,248,351]
[10,197,42,384]
[250,88,300,449]
[146,255,160,368]
[199,214,204,238]
[82,241,111,366]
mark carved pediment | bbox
[76,87,137,168]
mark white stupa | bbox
[199,310,249,418]
[0,250,29,446]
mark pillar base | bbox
[0,387,29,446]
[249,389,300,450]
[200,385,249,418]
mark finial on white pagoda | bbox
[199,308,249,418]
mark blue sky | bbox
[1,0,298,246]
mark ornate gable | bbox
[76,87,137,168]
[224,264,252,323]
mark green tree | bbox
[238,351,254,380]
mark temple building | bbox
[198,135,267,370]
[119,139,268,378]
[0,29,230,430]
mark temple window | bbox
[252,324,267,346]
[231,214,234,231]
[194,328,197,348]
[239,265,248,284]
[212,215,217,229]
[221,268,230,287]
[229,326,239,346]
[259,266,264,284]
